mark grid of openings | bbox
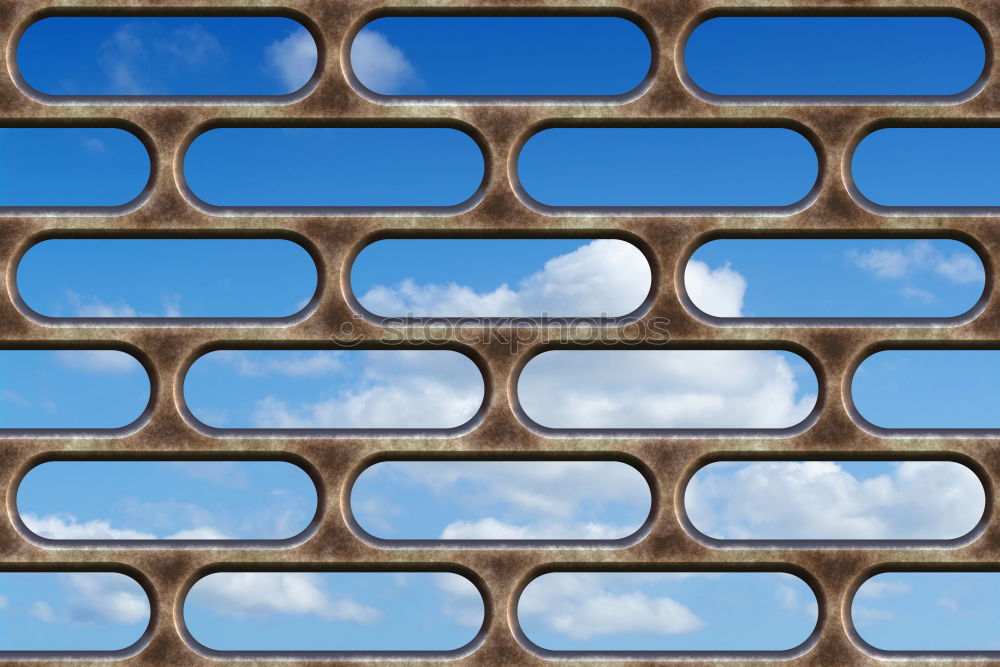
[1,0,998,664]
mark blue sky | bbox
[2,13,998,656]
[684,17,985,97]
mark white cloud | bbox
[847,241,983,284]
[164,526,230,540]
[22,512,229,541]
[97,25,146,94]
[266,29,317,90]
[191,573,380,623]
[83,138,106,152]
[29,600,58,623]
[852,606,894,626]
[440,517,634,540]
[519,573,704,640]
[937,596,961,613]
[360,240,650,317]
[350,30,418,93]
[386,461,646,519]
[899,286,935,303]
[22,513,155,540]
[857,580,911,600]
[362,461,648,539]
[163,461,250,489]
[156,25,223,66]
[30,574,149,626]
[777,584,800,611]
[684,260,747,317]
[0,594,8,610]
[685,461,984,540]
[96,23,225,95]
[211,350,345,378]
[63,291,182,318]
[162,292,183,317]
[64,573,148,625]
[519,349,815,429]
[54,349,139,374]
[248,350,482,429]
[67,292,137,318]
[0,389,30,407]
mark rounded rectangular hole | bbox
[0,128,149,208]
[17,461,317,543]
[0,572,150,653]
[852,572,1000,653]
[17,238,318,321]
[350,16,651,99]
[17,16,318,98]
[184,349,484,432]
[183,571,483,654]
[517,572,817,653]
[852,127,1000,211]
[684,16,986,101]
[852,349,1000,430]
[183,127,484,211]
[0,350,149,430]
[685,461,985,543]
[517,349,817,432]
[516,127,818,213]
[351,238,651,320]
[686,238,985,320]
[351,460,651,543]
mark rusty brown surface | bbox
[0,0,998,664]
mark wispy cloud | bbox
[22,513,155,540]
[30,574,148,626]
[247,351,482,429]
[22,511,230,541]
[847,240,983,284]
[519,573,705,640]
[190,573,381,623]
[686,461,984,540]
[266,28,317,90]
[210,350,344,378]
[362,460,648,539]
[519,349,815,429]
[350,29,419,93]
[96,22,226,94]
[54,349,139,374]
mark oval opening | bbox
[686,461,985,541]
[517,349,817,431]
[0,572,149,652]
[853,128,1000,209]
[352,238,651,319]
[184,571,483,652]
[0,128,149,208]
[183,127,484,210]
[853,572,1000,651]
[17,460,317,542]
[184,349,484,431]
[17,16,317,97]
[517,127,818,211]
[684,16,986,100]
[686,238,985,319]
[0,350,149,429]
[518,572,817,652]
[351,460,651,542]
[853,349,1000,429]
[350,16,651,98]
[18,238,318,320]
